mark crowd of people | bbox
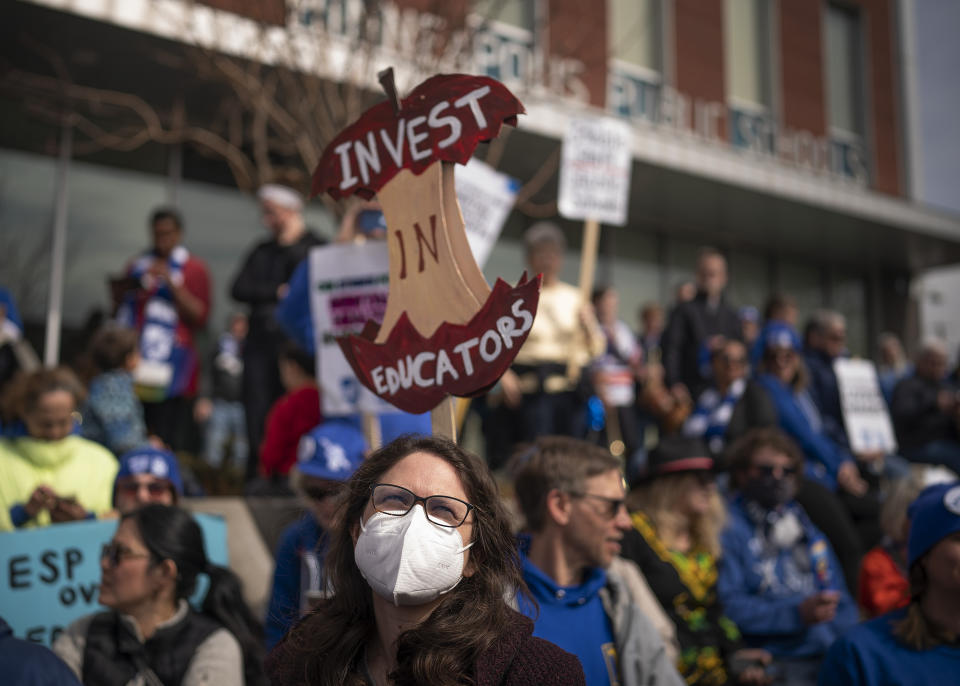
[1,189,959,685]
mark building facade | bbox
[2,0,959,359]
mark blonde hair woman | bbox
[621,437,771,686]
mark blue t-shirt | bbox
[818,607,960,686]
[519,553,619,686]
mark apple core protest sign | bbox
[311,72,539,417]
[557,116,633,226]
[834,358,898,454]
[1,514,227,646]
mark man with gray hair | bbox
[513,436,683,686]
[803,309,850,447]
[231,183,325,481]
[890,338,960,475]
[497,223,605,442]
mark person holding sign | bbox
[53,504,266,686]
[267,435,586,685]
[0,367,117,531]
[499,223,605,442]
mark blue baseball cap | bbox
[751,321,802,365]
[907,481,960,568]
[296,420,366,481]
[115,447,184,498]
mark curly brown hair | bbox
[275,435,529,686]
[725,427,804,491]
[1,366,86,423]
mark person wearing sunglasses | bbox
[267,434,586,685]
[265,420,366,650]
[52,504,265,686]
[717,429,857,686]
[621,436,772,685]
[512,436,684,686]
[113,447,183,515]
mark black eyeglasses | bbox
[568,492,627,519]
[101,542,151,568]
[370,483,474,528]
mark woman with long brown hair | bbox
[266,434,584,685]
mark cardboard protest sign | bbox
[454,157,519,268]
[0,513,227,645]
[557,116,633,226]
[834,358,898,454]
[309,242,394,417]
[311,71,539,420]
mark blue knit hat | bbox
[296,420,366,481]
[751,321,802,366]
[115,447,184,497]
[907,481,960,568]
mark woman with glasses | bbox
[622,436,772,685]
[52,504,266,686]
[267,434,586,685]
[265,420,366,651]
[0,367,117,531]
[716,429,857,686]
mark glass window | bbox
[777,260,825,328]
[608,0,661,72]
[472,0,535,31]
[724,0,772,108]
[727,250,769,312]
[832,270,868,357]
[825,4,864,135]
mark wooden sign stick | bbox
[567,218,600,381]
[431,396,458,441]
[361,412,382,452]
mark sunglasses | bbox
[569,492,627,519]
[101,542,151,568]
[116,480,172,498]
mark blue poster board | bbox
[0,512,227,645]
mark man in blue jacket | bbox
[512,436,683,686]
[718,428,858,686]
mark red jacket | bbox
[858,545,909,618]
[259,386,321,477]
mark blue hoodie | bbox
[518,548,619,686]
[264,514,326,650]
[754,373,854,490]
[717,496,858,659]
[818,607,960,686]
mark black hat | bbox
[633,436,714,486]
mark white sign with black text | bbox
[454,157,519,268]
[557,116,633,226]
[834,358,898,454]
[309,243,395,416]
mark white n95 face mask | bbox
[354,504,474,606]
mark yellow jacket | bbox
[0,435,118,532]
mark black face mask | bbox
[742,474,796,510]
